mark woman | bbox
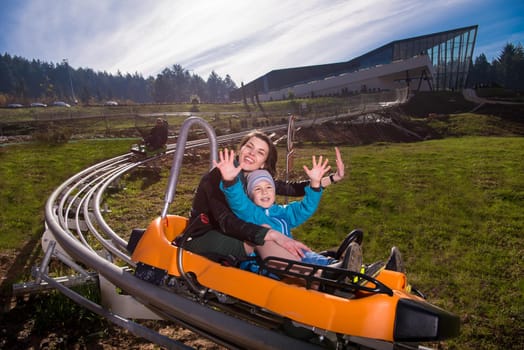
[181,130,345,264]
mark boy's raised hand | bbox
[303,155,331,188]
[214,148,242,181]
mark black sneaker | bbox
[334,229,364,260]
[384,246,405,273]
[341,242,363,284]
[364,261,385,278]
[356,261,385,286]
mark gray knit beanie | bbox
[246,169,275,196]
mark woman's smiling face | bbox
[239,136,269,173]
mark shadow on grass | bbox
[0,236,42,311]
[127,167,162,190]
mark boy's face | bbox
[250,180,275,209]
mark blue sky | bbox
[1,0,523,85]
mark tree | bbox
[206,71,223,102]
[189,74,208,102]
[153,68,172,103]
[0,55,15,94]
[468,54,491,87]
[496,43,524,90]
[468,42,524,91]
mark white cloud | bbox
[2,0,521,85]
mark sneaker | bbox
[364,261,385,278]
[355,261,385,286]
[342,242,363,272]
[384,246,405,273]
[335,229,364,260]
[341,242,363,284]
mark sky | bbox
[1,0,523,86]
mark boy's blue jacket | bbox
[220,177,322,238]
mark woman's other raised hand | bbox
[214,148,241,181]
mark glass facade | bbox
[392,25,478,90]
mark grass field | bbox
[28,136,522,349]
[0,140,133,251]
[0,96,351,124]
[290,138,523,349]
[1,115,523,348]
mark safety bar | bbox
[161,116,217,218]
[160,116,218,296]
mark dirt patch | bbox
[0,297,225,349]
[297,109,439,145]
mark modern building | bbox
[230,25,478,102]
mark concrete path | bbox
[463,88,523,105]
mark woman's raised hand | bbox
[332,147,345,182]
[214,148,241,181]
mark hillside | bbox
[296,92,523,145]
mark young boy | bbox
[217,153,362,271]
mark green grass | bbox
[0,140,131,254]
[290,138,523,349]
[0,95,378,126]
[1,126,523,348]
[428,113,524,136]
[102,136,524,349]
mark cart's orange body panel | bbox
[131,215,436,341]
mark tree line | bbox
[0,54,238,106]
[467,42,524,91]
[1,42,522,106]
